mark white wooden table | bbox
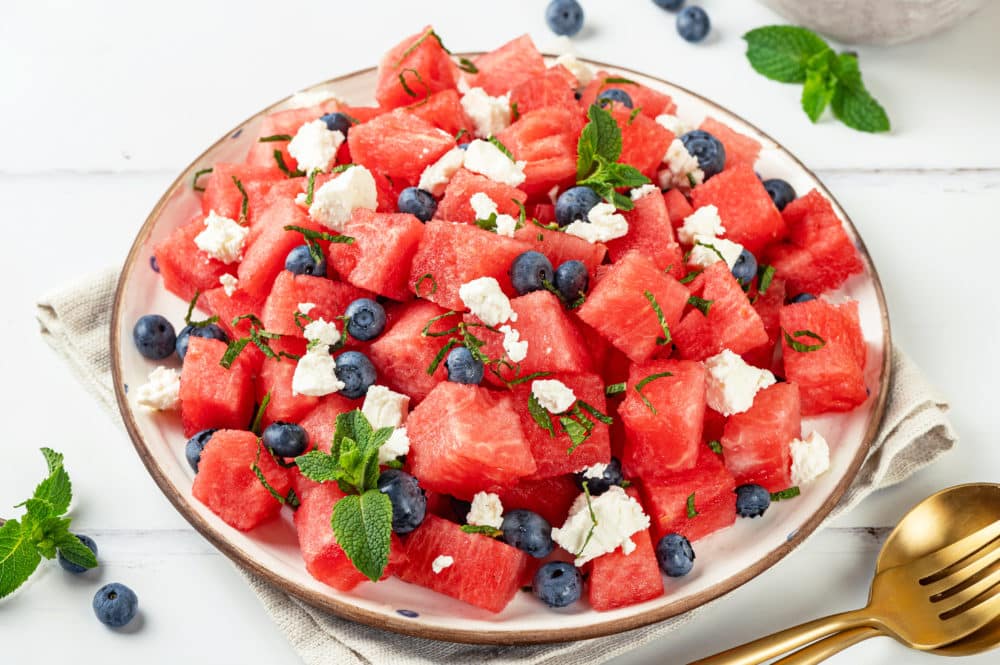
[2,1,998,662]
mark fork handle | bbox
[771,628,882,665]
[687,609,874,665]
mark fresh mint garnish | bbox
[184,290,220,329]
[603,76,638,86]
[231,176,249,225]
[686,240,726,264]
[303,169,320,207]
[284,224,353,268]
[251,440,300,508]
[331,163,355,174]
[526,392,610,453]
[488,136,515,161]
[575,481,599,558]
[1,449,97,599]
[643,290,672,346]
[743,25,889,133]
[250,392,271,436]
[457,57,478,74]
[634,372,674,415]
[399,68,430,105]
[454,128,469,143]
[396,27,477,75]
[576,104,651,211]
[783,328,826,353]
[460,524,502,538]
[707,440,724,455]
[686,492,699,518]
[528,392,556,438]
[192,167,213,192]
[687,295,713,317]
[770,486,801,502]
[757,265,776,295]
[511,101,520,121]
[414,273,437,298]
[679,270,702,285]
[605,382,626,396]
[220,316,292,368]
[627,107,643,125]
[258,134,293,142]
[273,149,306,178]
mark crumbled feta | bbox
[458,277,517,326]
[704,349,776,416]
[460,87,512,139]
[219,273,238,297]
[548,35,575,55]
[655,113,692,137]
[417,147,466,197]
[297,302,317,315]
[552,486,650,566]
[431,555,455,574]
[287,119,345,174]
[288,89,341,109]
[378,427,411,465]
[564,202,629,243]
[303,318,341,347]
[494,214,518,238]
[463,140,527,188]
[555,53,595,87]
[194,211,249,264]
[306,165,378,231]
[678,205,726,245]
[688,233,744,270]
[135,366,181,411]
[499,324,529,362]
[581,462,608,480]
[291,348,345,397]
[630,184,660,202]
[659,138,705,190]
[467,491,504,530]
[470,191,519,237]
[790,431,831,486]
[362,385,410,429]
[531,379,577,414]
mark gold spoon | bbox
[771,483,1000,664]
[690,483,1000,664]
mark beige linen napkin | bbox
[37,267,958,665]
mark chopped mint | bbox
[457,57,478,74]
[250,392,271,436]
[575,481,599,558]
[634,372,674,415]
[192,167,213,192]
[303,169,320,207]
[603,76,638,86]
[258,134,293,142]
[231,176,249,225]
[686,492,699,518]
[605,382,626,396]
[273,149,305,178]
[251,440,300,508]
[687,295,713,317]
[414,273,438,298]
[643,290,672,346]
[528,392,556,438]
[460,524,503,538]
[627,107,643,125]
[488,136,515,161]
[679,269,702,285]
[184,290,220,329]
[707,440,724,455]
[783,328,826,353]
[399,68,430,104]
[331,163,356,174]
[771,486,801,501]
[758,265,776,295]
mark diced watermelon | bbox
[690,165,785,254]
[741,276,787,371]
[513,224,608,275]
[673,262,769,361]
[613,107,674,180]
[579,70,676,117]
[403,88,474,138]
[375,27,459,110]
[201,286,265,340]
[261,271,372,337]
[495,474,580,527]
[619,359,706,480]
[372,169,404,214]
[780,299,867,415]
[464,34,546,97]
[396,514,532,613]
[154,216,235,303]
[245,106,333,173]
[576,251,689,364]
[348,110,455,186]
[721,382,800,491]
[497,106,583,196]
[406,383,536,499]
[407,220,532,310]
[256,357,318,428]
[327,209,425,301]
[298,394,361,454]
[608,188,685,278]
[179,337,255,437]
[192,429,291,531]
[588,517,664,610]
[237,194,323,298]
[664,189,694,231]
[508,66,578,116]
[698,117,761,172]
[530,203,556,225]
[434,168,528,224]
[367,300,452,402]
[201,163,283,221]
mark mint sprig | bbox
[1,449,96,599]
[743,25,889,133]
[576,104,651,211]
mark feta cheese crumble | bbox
[297,302,317,315]
[467,491,504,530]
[531,379,577,414]
[659,138,704,190]
[288,89,342,109]
[555,52,595,87]
[219,273,238,297]
[303,318,341,347]
[463,139,527,188]
[470,191,518,237]
[135,366,181,411]
[431,555,455,574]
[564,202,629,243]
[678,205,726,245]
[460,87,512,139]
[581,462,608,480]
[499,324,529,362]
[630,184,660,202]
[654,113,692,137]
[458,277,517,326]
[688,233,744,270]
[790,431,831,486]
[704,349,776,416]
[551,486,650,566]
[418,147,466,197]
[292,348,345,397]
[378,427,411,465]
[304,165,378,231]
[362,385,410,430]
[194,211,249,264]
[287,119,345,174]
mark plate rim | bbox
[110,55,893,645]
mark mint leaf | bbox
[708,440,724,455]
[460,524,503,538]
[801,62,835,123]
[192,167,213,192]
[634,371,674,415]
[20,448,72,518]
[581,103,622,172]
[771,486,801,501]
[605,382,626,396]
[686,492,699,518]
[330,490,393,582]
[28,515,71,560]
[0,519,40,599]
[528,392,556,438]
[561,416,590,454]
[295,451,340,483]
[643,290,672,346]
[830,54,890,133]
[487,136,514,161]
[784,328,826,353]
[743,25,831,83]
[54,532,97,570]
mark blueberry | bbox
[732,249,758,287]
[553,260,589,304]
[176,323,229,361]
[262,422,309,458]
[790,293,816,304]
[555,186,601,227]
[679,130,726,180]
[185,428,217,472]
[285,244,328,277]
[93,583,139,628]
[57,534,98,574]
[149,255,160,273]
[653,0,685,10]
[596,88,634,109]
[132,314,176,360]
[334,351,377,399]
[573,457,624,496]
[444,346,484,385]
[377,469,427,535]
[656,533,695,577]
[763,178,796,211]
[545,0,584,37]
[320,111,352,135]
[397,187,438,223]
[344,298,387,341]
[457,142,470,150]
[501,509,554,558]
[676,6,711,43]
[533,562,582,608]
[735,484,771,518]
[510,251,555,295]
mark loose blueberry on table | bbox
[93,583,139,628]
[545,0,585,37]
[676,5,711,43]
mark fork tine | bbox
[945,586,1000,637]
[936,565,1000,614]
[911,520,1000,580]
[926,538,1000,596]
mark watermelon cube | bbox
[496,106,583,196]
[245,106,336,173]
[513,224,608,275]
[690,165,785,254]
[348,110,456,187]
[664,188,694,231]
[154,216,234,303]
[179,337,255,437]
[298,393,362,454]
[375,26,459,110]
[698,117,761,172]
[367,300,453,403]
[434,168,528,224]
[619,359,706,480]
[742,277,787,371]
[403,88,475,138]
[780,299,867,415]
[495,474,580,528]
[201,286,265,340]
[261,271,372,337]
[576,251,689,364]
[579,70,676,117]
[607,188,685,278]
[200,163,283,221]
[508,66,578,116]
[721,382,800,491]
[327,209,425,301]
[396,514,532,613]
[237,194,323,299]
[257,357,318,428]
[406,383,536,499]
[613,107,674,180]
[588,518,664,610]
[463,34,546,97]
[192,429,291,531]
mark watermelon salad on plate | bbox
[112,26,890,641]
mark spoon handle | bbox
[770,628,882,665]
[687,609,873,665]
